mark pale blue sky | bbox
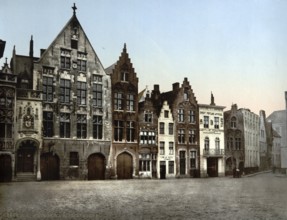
[1,0,286,116]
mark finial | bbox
[211,91,215,105]
[72,3,77,15]
[5,57,7,64]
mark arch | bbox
[88,153,106,180]
[117,152,133,179]
[16,139,38,173]
[40,152,60,180]
[0,154,12,182]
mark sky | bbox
[1,0,286,116]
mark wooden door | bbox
[207,158,218,177]
[160,161,166,179]
[40,153,59,180]
[17,149,34,172]
[0,154,12,182]
[117,152,133,179]
[88,153,105,180]
[179,151,186,175]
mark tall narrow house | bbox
[11,5,112,181]
[106,44,139,179]
[161,78,199,177]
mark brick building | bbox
[106,44,139,179]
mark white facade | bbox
[157,101,176,178]
[199,104,225,177]
[241,109,260,168]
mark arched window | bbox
[204,137,209,150]
[231,117,236,128]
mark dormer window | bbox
[121,72,129,82]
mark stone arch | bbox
[116,151,134,179]
[88,153,106,180]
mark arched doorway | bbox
[17,140,37,173]
[117,152,133,179]
[88,153,105,180]
[41,153,59,180]
[0,154,12,182]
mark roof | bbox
[105,63,116,75]
[267,110,287,123]
[198,103,225,109]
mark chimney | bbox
[40,49,46,56]
[173,82,179,91]
[153,84,160,92]
[29,35,34,58]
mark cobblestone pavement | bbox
[0,173,286,220]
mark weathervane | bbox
[72,3,77,15]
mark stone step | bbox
[16,173,36,182]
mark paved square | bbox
[0,173,286,219]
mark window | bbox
[60,49,71,69]
[204,116,209,128]
[60,79,71,103]
[144,111,152,123]
[93,116,103,139]
[169,142,174,155]
[178,129,185,144]
[60,113,70,138]
[168,161,174,174]
[159,122,165,134]
[168,123,173,135]
[77,59,86,72]
[121,72,129,81]
[0,90,13,139]
[93,75,102,83]
[77,52,87,71]
[77,114,87,139]
[215,137,220,149]
[114,92,123,110]
[127,121,135,142]
[190,151,196,168]
[204,137,209,150]
[235,138,241,150]
[231,117,236,128]
[227,137,234,150]
[43,111,53,137]
[139,154,150,172]
[189,110,196,123]
[184,91,188,100]
[127,94,135,111]
[160,142,165,155]
[140,131,155,144]
[43,76,53,102]
[189,130,196,144]
[69,152,79,166]
[114,120,124,141]
[214,117,219,129]
[71,39,78,50]
[178,109,184,122]
[164,110,169,118]
[93,83,102,107]
[77,82,87,105]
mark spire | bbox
[72,3,77,15]
[29,35,34,57]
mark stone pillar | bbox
[36,142,42,181]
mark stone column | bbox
[36,142,41,181]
